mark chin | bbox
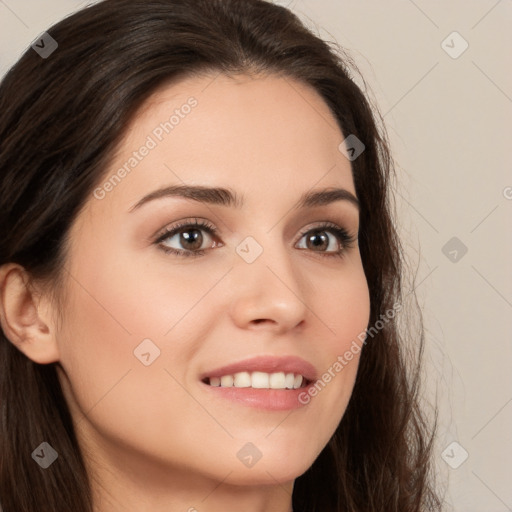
[220,451,316,487]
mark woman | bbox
[0,0,442,510]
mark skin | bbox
[0,73,370,512]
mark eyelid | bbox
[154,217,217,239]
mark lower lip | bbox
[201,381,312,410]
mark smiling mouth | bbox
[202,371,310,389]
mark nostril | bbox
[251,319,278,326]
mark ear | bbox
[0,263,60,364]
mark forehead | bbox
[136,71,346,150]
[88,72,356,219]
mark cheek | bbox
[73,235,233,337]
[54,273,201,464]
[300,262,370,425]
[318,259,370,357]
[55,249,228,446]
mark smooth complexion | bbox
[1,73,370,512]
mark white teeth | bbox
[220,375,234,387]
[210,376,221,387]
[207,371,306,389]
[269,372,286,389]
[251,371,269,388]
[233,371,251,388]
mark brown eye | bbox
[303,231,330,251]
[171,228,204,251]
[296,223,357,258]
[155,219,220,257]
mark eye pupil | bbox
[307,231,329,251]
[181,229,203,249]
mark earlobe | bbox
[0,263,60,364]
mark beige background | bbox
[1,1,511,510]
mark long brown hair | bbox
[0,0,442,510]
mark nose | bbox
[227,239,309,334]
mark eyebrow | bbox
[128,184,360,212]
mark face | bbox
[53,73,370,488]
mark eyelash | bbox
[154,218,357,259]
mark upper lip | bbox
[200,355,318,382]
